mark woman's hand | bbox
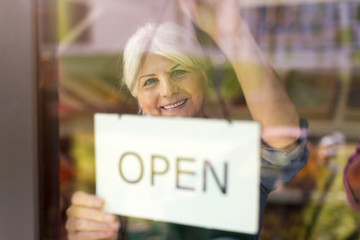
[177,0,243,42]
[66,191,120,240]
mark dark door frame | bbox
[0,0,59,239]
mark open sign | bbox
[95,114,260,234]
[117,151,229,194]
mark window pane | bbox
[56,1,360,240]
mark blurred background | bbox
[41,0,360,239]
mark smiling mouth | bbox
[161,99,188,110]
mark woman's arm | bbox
[179,0,300,149]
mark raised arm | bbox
[179,0,300,149]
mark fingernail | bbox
[110,222,120,229]
[93,197,102,206]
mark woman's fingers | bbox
[66,218,120,232]
[178,0,215,34]
[66,205,117,223]
[71,191,104,208]
[66,191,120,239]
[178,0,241,39]
[67,230,117,240]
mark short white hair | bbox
[122,21,207,96]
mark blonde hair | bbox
[122,21,207,96]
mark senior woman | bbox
[65,1,308,239]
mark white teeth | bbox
[163,100,186,109]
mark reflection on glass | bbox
[57,1,360,240]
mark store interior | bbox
[55,1,360,239]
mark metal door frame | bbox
[0,0,59,239]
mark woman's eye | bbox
[171,69,187,79]
[144,78,157,86]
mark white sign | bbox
[95,114,260,234]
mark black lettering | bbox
[151,155,170,185]
[203,161,228,194]
[176,157,195,191]
[119,152,144,184]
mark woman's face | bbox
[136,53,207,118]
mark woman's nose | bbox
[160,77,179,97]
